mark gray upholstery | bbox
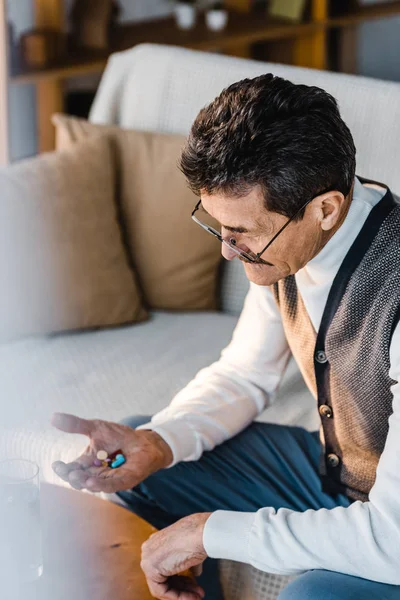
[0,311,316,486]
[219,258,250,316]
[1,312,237,482]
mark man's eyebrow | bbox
[222,224,250,234]
[201,205,251,233]
[201,203,258,234]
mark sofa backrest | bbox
[90,43,400,315]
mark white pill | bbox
[96,450,108,461]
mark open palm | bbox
[51,412,167,493]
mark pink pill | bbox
[93,459,102,467]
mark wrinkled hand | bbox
[51,412,173,494]
[141,512,212,600]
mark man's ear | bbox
[317,191,346,232]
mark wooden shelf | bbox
[10,12,319,84]
[10,47,108,84]
[10,0,400,85]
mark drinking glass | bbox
[0,459,43,588]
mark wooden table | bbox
[10,483,156,600]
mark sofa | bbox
[2,43,400,600]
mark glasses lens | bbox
[194,204,258,263]
[221,240,257,262]
[196,204,220,233]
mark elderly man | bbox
[52,73,400,600]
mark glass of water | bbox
[0,459,43,588]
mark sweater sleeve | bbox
[203,322,400,585]
[136,282,291,466]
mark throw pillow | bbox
[0,134,147,341]
[52,114,222,311]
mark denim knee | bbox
[278,572,326,600]
[278,570,400,600]
[119,414,153,429]
[278,571,363,600]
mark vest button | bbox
[315,350,328,364]
[327,453,340,468]
[319,404,333,418]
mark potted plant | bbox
[172,0,198,30]
[205,1,228,31]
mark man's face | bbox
[200,185,346,287]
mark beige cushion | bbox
[0,134,147,341]
[52,114,222,311]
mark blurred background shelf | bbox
[9,1,400,85]
[2,0,400,162]
[9,12,321,84]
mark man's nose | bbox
[221,244,238,261]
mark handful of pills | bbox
[93,449,126,469]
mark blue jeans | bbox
[116,415,400,600]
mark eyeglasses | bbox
[191,186,335,264]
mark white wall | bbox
[63,0,172,27]
[118,0,171,22]
[7,0,37,161]
[358,17,400,81]
[357,0,400,81]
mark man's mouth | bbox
[240,258,273,267]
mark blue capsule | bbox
[111,454,126,469]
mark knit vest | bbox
[272,178,400,502]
